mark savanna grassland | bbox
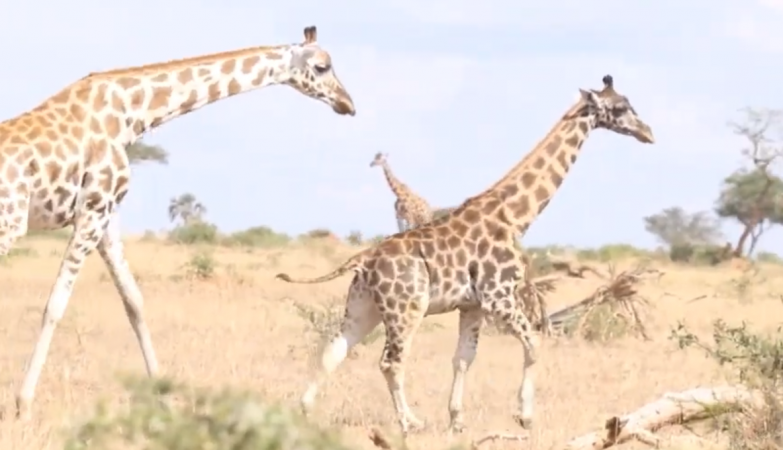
[0,232,781,450]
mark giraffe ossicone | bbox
[1,24,356,421]
[277,74,654,436]
[369,152,434,233]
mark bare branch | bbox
[471,432,528,449]
[729,107,783,172]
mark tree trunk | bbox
[733,220,755,257]
[747,220,770,257]
[733,174,774,257]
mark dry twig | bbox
[470,432,528,449]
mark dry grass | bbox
[0,237,782,449]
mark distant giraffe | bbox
[370,152,433,232]
[276,75,654,435]
[1,25,355,420]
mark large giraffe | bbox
[2,25,355,419]
[276,75,654,435]
[370,152,434,232]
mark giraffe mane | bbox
[83,45,291,79]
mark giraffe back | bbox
[0,85,132,230]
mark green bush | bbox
[672,321,783,450]
[575,244,648,262]
[24,228,71,240]
[223,226,290,248]
[345,230,363,245]
[669,243,730,265]
[64,377,355,450]
[756,251,783,264]
[300,228,334,240]
[167,222,219,245]
[669,243,695,262]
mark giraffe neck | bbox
[381,162,410,199]
[51,45,296,146]
[465,101,594,234]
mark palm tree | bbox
[168,193,206,226]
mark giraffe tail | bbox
[275,253,365,284]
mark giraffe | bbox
[276,75,654,435]
[2,25,355,419]
[369,152,434,232]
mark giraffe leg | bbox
[484,290,539,430]
[16,210,110,419]
[300,281,381,417]
[378,299,426,436]
[448,307,483,434]
[95,215,159,377]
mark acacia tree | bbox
[168,193,206,226]
[127,140,169,165]
[715,108,783,257]
[643,206,723,248]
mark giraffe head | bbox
[369,152,388,168]
[578,75,654,144]
[285,26,356,116]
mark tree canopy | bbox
[127,140,169,165]
[643,206,723,248]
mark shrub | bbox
[25,228,71,240]
[184,250,217,280]
[345,230,363,245]
[168,222,219,245]
[669,243,695,262]
[0,246,38,266]
[301,228,334,240]
[756,251,783,264]
[669,243,731,265]
[64,376,355,450]
[224,226,290,248]
[672,320,783,450]
[369,235,386,245]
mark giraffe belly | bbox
[425,285,475,315]
[27,194,78,230]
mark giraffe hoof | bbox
[400,416,426,436]
[14,398,32,422]
[448,421,466,435]
[513,414,533,430]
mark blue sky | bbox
[3,0,782,251]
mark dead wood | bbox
[365,386,763,450]
[533,265,663,340]
[367,386,759,450]
[560,385,762,450]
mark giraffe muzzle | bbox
[333,102,355,116]
[634,122,654,144]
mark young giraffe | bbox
[276,75,654,435]
[369,152,434,232]
[2,26,355,420]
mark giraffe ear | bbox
[578,88,600,105]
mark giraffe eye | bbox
[314,64,330,75]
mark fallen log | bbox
[368,386,763,450]
[561,385,762,450]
